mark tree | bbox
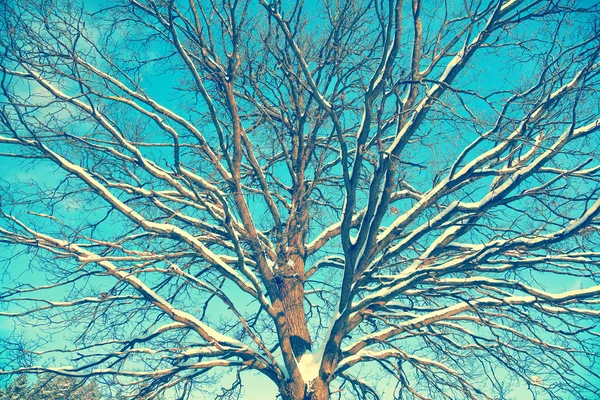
[0,376,29,400]
[0,374,101,400]
[0,0,599,399]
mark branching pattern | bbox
[1,0,599,399]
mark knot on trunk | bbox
[290,335,311,357]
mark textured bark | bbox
[280,379,329,400]
[277,274,311,357]
[279,379,306,400]
[304,379,330,400]
[279,190,312,358]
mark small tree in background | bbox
[0,374,101,400]
[0,376,29,400]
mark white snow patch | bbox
[297,351,323,383]
[296,309,343,383]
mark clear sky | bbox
[1,0,600,399]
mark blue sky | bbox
[1,0,600,399]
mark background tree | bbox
[0,374,101,400]
[1,0,600,399]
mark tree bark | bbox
[277,274,311,357]
[278,190,312,357]
[304,379,330,400]
[280,378,330,400]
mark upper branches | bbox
[1,0,600,399]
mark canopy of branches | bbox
[0,0,599,399]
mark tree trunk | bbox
[277,274,312,357]
[304,379,330,400]
[280,378,330,400]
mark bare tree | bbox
[1,0,600,399]
[0,373,103,400]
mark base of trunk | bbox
[304,379,329,400]
[280,379,330,400]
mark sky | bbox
[1,0,600,399]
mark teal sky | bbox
[1,0,600,399]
